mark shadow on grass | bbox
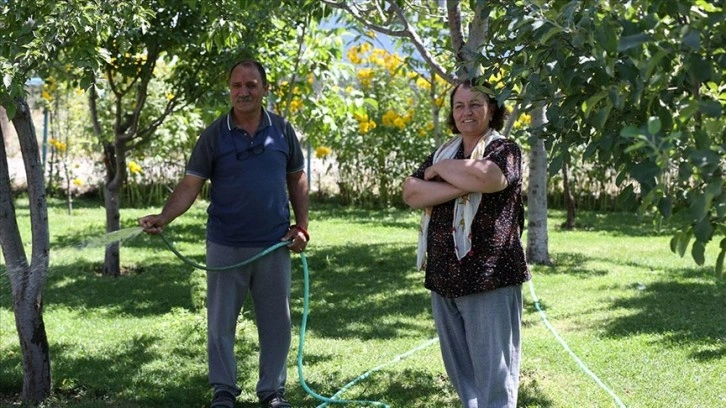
[549,210,680,238]
[310,204,420,230]
[530,247,725,363]
[536,252,612,278]
[39,259,196,317]
[292,242,432,341]
[603,278,726,361]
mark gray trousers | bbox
[431,285,523,408]
[206,241,292,402]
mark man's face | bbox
[229,64,268,115]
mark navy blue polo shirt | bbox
[186,109,305,247]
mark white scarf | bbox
[416,129,504,270]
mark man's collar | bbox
[226,108,271,131]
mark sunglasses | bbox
[236,144,265,161]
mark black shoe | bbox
[262,393,291,408]
[211,390,236,408]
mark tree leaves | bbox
[477,0,725,275]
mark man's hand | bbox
[283,226,308,253]
[139,214,166,235]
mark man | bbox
[139,59,309,408]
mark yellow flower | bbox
[416,77,430,91]
[49,138,67,152]
[381,110,406,129]
[72,178,83,186]
[383,53,403,75]
[513,113,532,130]
[403,111,414,123]
[520,113,532,125]
[353,111,369,123]
[128,161,143,174]
[315,146,332,158]
[356,68,374,88]
[289,98,303,113]
[359,119,377,134]
[166,93,175,101]
[347,47,362,65]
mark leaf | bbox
[690,149,720,169]
[595,104,612,129]
[620,126,643,138]
[677,228,692,257]
[618,33,650,52]
[657,196,672,218]
[548,155,563,176]
[670,233,679,253]
[694,129,710,150]
[364,98,378,110]
[647,116,661,135]
[630,160,660,189]
[682,30,700,50]
[691,241,706,266]
[689,55,712,82]
[539,26,563,45]
[699,99,722,117]
[618,184,637,211]
[705,178,724,198]
[3,102,16,120]
[625,140,647,153]
[645,50,668,80]
[693,218,713,242]
[583,90,608,117]
[688,193,708,222]
[595,22,618,54]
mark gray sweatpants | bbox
[431,285,523,408]
[206,241,292,403]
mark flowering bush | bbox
[316,41,449,206]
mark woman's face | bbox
[452,86,495,136]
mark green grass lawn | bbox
[1,198,724,407]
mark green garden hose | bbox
[157,232,394,407]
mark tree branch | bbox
[447,0,465,60]
[388,1,453,83]
[322,0,454,83]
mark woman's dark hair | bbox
[446,78,507,134]
[228,59,268,86]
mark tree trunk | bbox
[526,105,551,265]
[0,98,52,404]
[562,159,576,230]
[102,140,123,277]
[103,182,122,276]
[0,106,11,144]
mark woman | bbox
[402,78,530,408]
